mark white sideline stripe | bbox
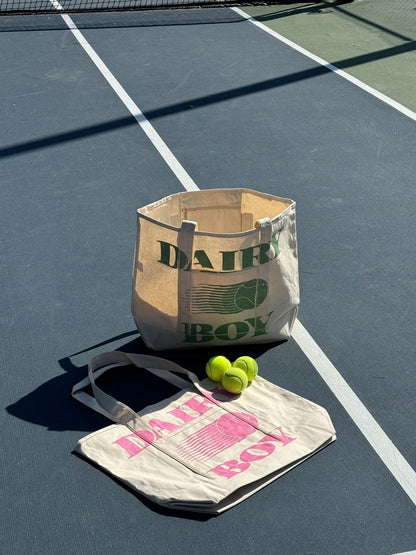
[50,2,199,192]
[232,7,416,122]
[292,320,416,506]
[53,2,416,506]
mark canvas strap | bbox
[72,351,201,424]
[255,217,274,302]
[176,219,197,335]
[72,350,287,442]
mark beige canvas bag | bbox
[132,188,299,350]
[72,352,336,514]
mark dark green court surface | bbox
[245,0,416,112]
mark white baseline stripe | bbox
[53,3,416,506]
[232,7,416,122]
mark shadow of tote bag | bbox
[132,188,299,350]
[72,352,336,514]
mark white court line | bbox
[232,7,416,122]
[293,320,416,507]
[50,1,199,192]
[52,3,416,507]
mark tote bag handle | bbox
[72,351,201,424]
[72,351,281,442]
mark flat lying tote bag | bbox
[132,188,299,350]
[72,352,336,514]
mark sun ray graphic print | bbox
[186,278,268,314]
[177,412,259,462]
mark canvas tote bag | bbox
[72,352,336,514]
[132,188,299,350]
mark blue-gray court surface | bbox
[1,2,415,554]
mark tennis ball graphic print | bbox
[188,279,268,314]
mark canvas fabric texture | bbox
[72,352,336,514]
[131,188,299,350]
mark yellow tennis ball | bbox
[206,355,231,382]
[221,367,248,394]
[233,356,258,381]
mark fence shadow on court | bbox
[0,36,414,160]
[254,0,414,43]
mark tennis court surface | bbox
[1,1,415,553]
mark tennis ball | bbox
[206,355,231,382]
[232,356,258,382]
[221,367,248,394]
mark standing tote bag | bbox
[72,352,336,514]
[132,188,299,350]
